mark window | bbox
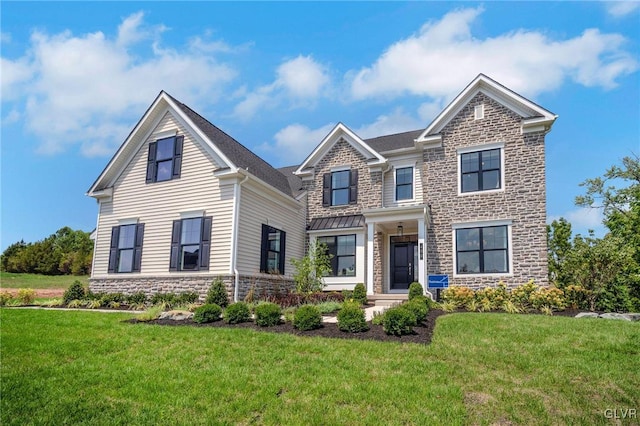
[260,225,286,274]
[460,148,501,193]
[318,234,356,277]
[395,167,413,200]
[146,135,184,183]
[322,170,358,207]
[108,223,144,273]
[456,225,508,274]
[169,216,212,271]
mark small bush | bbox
[408,282,424,301]
[99,292,125,305]
[151,293,177,308]
[254,302,282,327]
[530,287,566,312]
[224,302,251,324]
[315,301,342,314]
[475,283,509,310]
[371,310,385,326]
[126,292,147,305]
[136,305,163,322]
[41,298,63,307]
[0,291,13,306]
[564,285,589,310]
[293,305,322,331]
[176,292,199,305]
[64,280,86,304]
[17,288,36,305]
[206,278,229,307]
[352,283,367,305]
[193,303,222,323]
[85,299,102,309]
[510,280,539,311]
[283,307,296,323]
[442,286,475,308]
[403,298,428,323]
[337,301,368,333]
[67,299,83,308]
[383,306,417,336]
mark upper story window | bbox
[395,167,413,201]
[169,216,212,271]
[322,169,358,207]
[455,225,509,274]
[460,147,502,194]
[260,225,286,274]
[318,234,356,277]
[108,223,144,273]
[146,135,184,184]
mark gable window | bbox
[322,169,358,207]
[318,234,356,277]
[460,148,501,193]
[169,216,212,271]
[455,225,508,274]
[108,223,144,273]
[395,167,413,201]
[260,225,286,274]
[146,135,184,184]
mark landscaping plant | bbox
[63,280,86,304]
[224,302,251,324]
[193,304,222,324]
[403,297,428,323]
[351,283,367,305]
[254,302,282,327]
[337,301,369,333]
[16,288,36,305]
[408,282,424,300]
[293,305,322,331]
[291,240,331,294]
[383,306,416,336]
[0,291,13,306]
[206,278,229,307]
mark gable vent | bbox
[474,104,484,120]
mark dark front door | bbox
[390,236,418,290]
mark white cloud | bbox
[548,206,606,237]
[2,108,21,125]
[350,7,638,101]
[355,108,423,139]
[606,1,640,17]
[258,122,335,166]
[1,12,237,157]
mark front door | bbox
[390,236,418,290]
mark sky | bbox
[1,1,639,251]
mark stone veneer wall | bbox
[424,92,548,289]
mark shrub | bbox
[530,287,566,312]
[254,302,282,327]
[337,301,369,333]
[17,288,36,305]
[596,282,633,313]
[126,292,147,306]
[85,299,102,309]
[315,301,342,314]
[371,310,385,326]
[293,305,322,331]
[193,303,222,323]
[403,297,428,323]
[99,292,125,305]
[176,292,199,305]
[0,291,13,306]
[206,278,229,307]
[224,302,251,324]
[564,285,589,310]
[475,283,509,311]
[408,282,424,301]
[352,283,367,305]
[151,293,177,308]
[136,305,163,322]
[510,280,539,311]
[382,306,416,336]
[283,307,296,323]
[442,286,475,308]
[63,280,86,304]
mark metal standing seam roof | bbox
[308,215,365,231]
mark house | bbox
[87,74,556,301]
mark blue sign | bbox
[428,274,449,288]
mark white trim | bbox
[151,129,178,140]
[330,165,351,172]
[180,210,205,219]
[366,224,374,295]
[457,141,504,155]
[309,232,365,287]
[451,219,514,278]
[457,142,506,196]
[117,218,139,225]
[474,104,484,120]
[307,226,364,235]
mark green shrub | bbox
[352,283,367,305]
[176,292,199,305]
[530,287,566,312]
[0,291,13,306]
[408,282,424,301]
[315,301,342,314]
[126,292,147,305]
[206,278,229,307]
[403,298,428,323]
[596,282,633,313]
[193,303,223,323]
[564,285,589,310]
[371,310,385,326]
[99,292,125,305]
[293,305,322,331]
[442,286,475,308]
[151,293,177,308]
[64,280,86,304]
[224,302,250,324]
[337,301,368,333]
[136,305,163,322]
[254,302,282,327]
[17,288,36,305]
[382,306,416,336]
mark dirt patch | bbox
[2,288,64,298]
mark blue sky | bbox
[1,1,639,251]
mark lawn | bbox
[1,309,638,425]
[0,272,88,289]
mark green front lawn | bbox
[1,309,638,425]
[0,272,88,289]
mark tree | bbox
[547,218,573,287]
[291,240,332,294]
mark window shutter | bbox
[199,216,212,270]
[146,142,157,183]
[108,226,120,273]
[259,224,269,273]
[132,223,145,273]
[169,220,181,271]
[279,230,286,274]
[322,173,331,207]
[349,169,358,204]
[172,136,184,178]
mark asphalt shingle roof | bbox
[364,129,423,153]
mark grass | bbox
[1,310,638,425]
[0,272,88,289]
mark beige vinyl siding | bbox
[235,183,305,278]
[383,157,424,207]
[92,111,234,278]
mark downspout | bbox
[231,171,250,302]
[423,204,435,301]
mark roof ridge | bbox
[363,128,423,141]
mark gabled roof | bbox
[415,73,557,143]
[364,129,423,153]
[277,165,304,197]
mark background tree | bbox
[546,218,573,287]
[291,240,332,294]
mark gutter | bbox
[231,170,250,302]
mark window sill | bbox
[453,272,512,278]
[457,188,504,197]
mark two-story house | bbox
[88,74,556,301]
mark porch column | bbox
[366,223,375,295]
[417,218,426,293]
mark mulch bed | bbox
[127,309,449,344]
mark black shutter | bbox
[108,226,120,273]
[322,173,331,207]
[260,224,269,273]
[132,224,145,273]
[172,136,184,178]
[146,142,157,183]
[349,169,358,204]
[279,230,286,274]
[199,216,212,270]
[169,220,181,271]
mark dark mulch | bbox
[127,309,449,345]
